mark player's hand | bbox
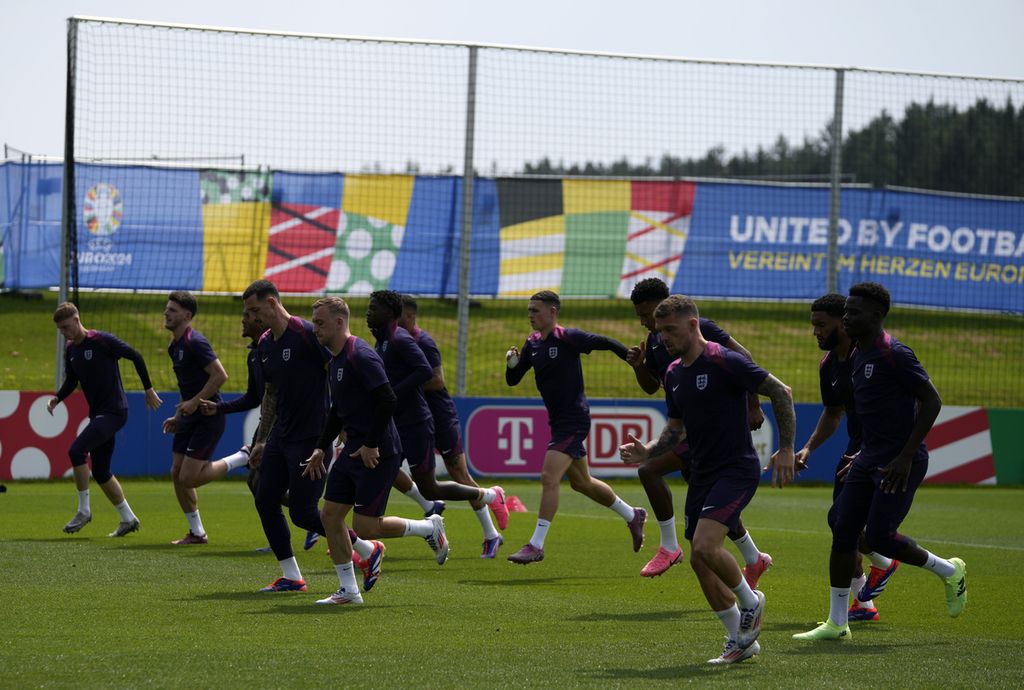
[249,442,265,468]
[748,401,765,431]
[618,433,648,464]
[626,341,646,369]
[144,388,162,410]
[506,346,520,368]
[835,452,858,482]
[770,447,795,488]
[794,447,810,472]
[46,397,59,415]
[162,416,178,434]
[351,445,380,469]
[880,453,913,494]
[301,448,326,480]
[198,399,219,416]
[176,398,200,416]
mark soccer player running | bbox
[626,278,772,582]
[49,302,161,536]
[242,280,330,592]
[160,291,236,545]
[367,289,505,564]
[620,295,796,665]
[197,308,320,552]
[794,293,899,623]
[505,290,646,564]
[302,297,451,604]
[795,282,966,642]
[395,294,508,558]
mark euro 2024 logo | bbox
[80,184,132,270]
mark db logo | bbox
[587,407,666,468]
[464,404,667,477]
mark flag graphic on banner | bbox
[327,175,413,295]
[265,204,340,292]
[923,406,996,484]
[617,181,695,297]
[201,170,271,293]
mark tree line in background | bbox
[523,99,1024,197]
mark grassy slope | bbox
[1,480,1021,688]
[1,292,1022,406]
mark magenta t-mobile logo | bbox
[466,406,549,475]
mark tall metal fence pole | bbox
[455,46,479,397]
[56,17,79,389]
[826,68,845,294]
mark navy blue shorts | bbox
[399,421,436,478]
[683,469,759,541]
[830,459,927,552]
[173,414,226,460]
[434,418,464,464]
[548,428,588,460]
[324,446,402,516]
[69,412,127,483]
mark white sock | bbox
[402,518,434,538]
[730,577,759,609]
[731,531,760,567]
[851,574,874,608]
[920,551,956,578]
[715,605,741,640]
[529,519,551,549]
[657,518,679,553]
[475,506,500,540]
[608,498,636,522]
[351,535,374,559]
[279,557,302,581]
[114,499,136,522]
[480,487,497,504]
[829,586,851,626]
[867,551,893,570]
[185,510,206,537]
[334,561,359,592]
[221,449,250,471]
[404,484,434,511]
[77,489,91,515]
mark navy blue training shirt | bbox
[373,322,433,430]
[326,335,401,457]
[257,316,330,441]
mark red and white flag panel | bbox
[923,406,995,485]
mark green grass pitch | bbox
[2,479,1021,688]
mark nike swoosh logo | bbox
[831,379,839,387]
[702,505,715,511]
[672,385,679,391]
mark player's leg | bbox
[444,449,504,557]
[317,458,363,604]
[64,418,101,532]
[565,454,646,552]
[687,475,763,651]
[638,449,684,576]
[178,415,240,488]
[88,418,140,537]
[254,439,306,591]
[795,466,874,640]
[405,425,494,507]
[861,461,965,617]
[282,440,327,538]
[507,448,571,564]
[349,452,449,566]
[727,520,773,589]
[391,467,442,516]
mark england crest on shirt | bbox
[336,368,344,382]
[548,347,558,359]
[282,348,292,362]
[84,349,93,361]
[177,349,184,361]
[696,373,708,390]
[864,363,874,379]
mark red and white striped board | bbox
[923,405,995,485]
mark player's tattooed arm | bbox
[254,382,278,444]
[646,418,686,458]
[758,374,795,449]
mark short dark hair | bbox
[654,294,698,320]
[849,282,891,316]
[530,290,560,309]
[401,294,418,313]
[370,289,403,318]
[168,290,198,317]
[630,278,670,305]
[811,293,846,318]
[53,302,79,323]
[242,279,279,302]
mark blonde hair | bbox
[312,296,350,319]
[53,302,79,323]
